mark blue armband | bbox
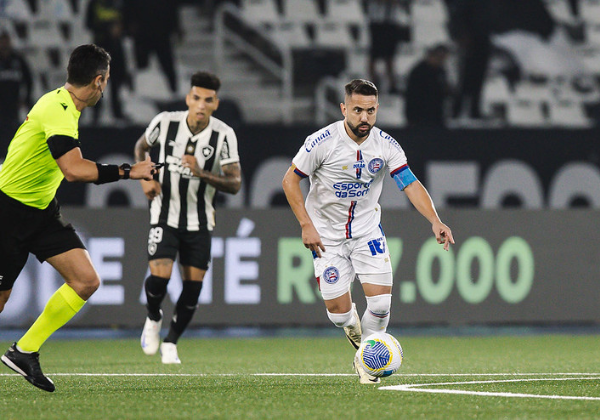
[391,164,417,191]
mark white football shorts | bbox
[313,225,393,300]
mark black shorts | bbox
[0,189,86,291]
[147,223,211,270]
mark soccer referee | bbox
[0,44,156,392]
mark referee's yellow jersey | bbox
[0,88,80,209]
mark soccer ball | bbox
[357,332,403,378]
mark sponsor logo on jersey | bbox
[332,180,373,198]
[367,237,386,255]
[323,266,340,284]
[304,129,332,152]
[165,155,198,179]
[379,130,402,151]
[368,158,384,174]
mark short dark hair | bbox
[191,71,221,91]
[344,79,378,98]
[427,43,450,56]
[67,44,111,86]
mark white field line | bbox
[0,372,599,378]
[380,376,600,401]
[2,372,600,400]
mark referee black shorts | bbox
[0,189,86,291]
[147,223,212,270]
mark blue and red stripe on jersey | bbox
[345,200,357,239]
[355,150,363,179]
[390,164,409,177]
[293,165,309,178]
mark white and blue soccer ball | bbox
[358,332,403,378]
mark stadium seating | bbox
[241,0,280,26]
[314,22,354,49]
[324,0,364,25]
[3,0,34,21]
[281,0,322,24]
[548,100,592,127]
[581,0,600,24]
[410,0,447,23]
[268,21,312,49]
[506,99,546,126]
[7,0,600,127]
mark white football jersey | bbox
[144,111,239,231]
[292,120,409,241]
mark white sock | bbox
[327,308,357,328]
[361,294,392,340]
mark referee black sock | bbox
[144,275,170,321]
[164,280,203,344]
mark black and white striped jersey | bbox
[144,111,240,231]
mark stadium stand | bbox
[281,0,322,24]
[4,0,600,127]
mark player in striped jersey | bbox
[134,72,241,363]
[282,79,454,384]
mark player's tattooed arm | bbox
[181,156,242,194]
[134,134,152,162]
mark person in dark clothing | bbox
[367,0,409,94]
[0,30,33,154]
[85,0,133,124]
[405,44,451,127]
[445,0,494,120]
[124,0,182,94]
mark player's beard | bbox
[346,120,372,138]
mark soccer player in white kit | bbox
[282,79,454,384]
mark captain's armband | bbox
[391,164,417,191]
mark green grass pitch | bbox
[1,334,600,419]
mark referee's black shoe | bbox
[1,343,55,392]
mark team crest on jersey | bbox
[202,145,214,158]
[323,266,340,284]
[148,242,157,256]
[368,158,384,174]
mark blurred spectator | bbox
[404,44,451,127]
[445,0,493,120]
[564,0,584,44]
[446,0,592,122]
[0,30,32,154]
[367,0,410,94]
[85,0,133,124]
[490,0,591,94]
[124,0,182,94]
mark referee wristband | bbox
[94,163,120,184]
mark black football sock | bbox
[164,280,203,344]
[144,275,170,321]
